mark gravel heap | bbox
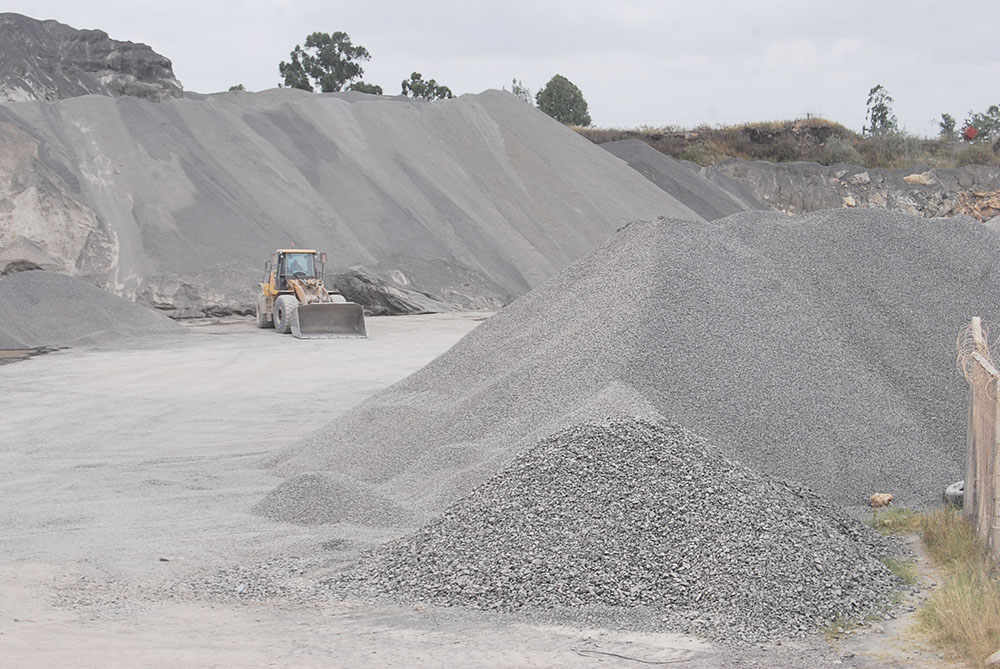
[351,418,898,643]
[601,139,758,220]
[0,270,183,349]
[254,472,416,527]
[268,209,1000,518]
[1,87,701,316]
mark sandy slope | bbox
[0,88,701,315]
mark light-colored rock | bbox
[903,171,937,186]
[849,171,871,186]
[870,493,893,508]
[842,196,857,207]
[985,648,1000,666]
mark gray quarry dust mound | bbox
[0,88,700,316]
[255,472,415,527]
[601,139,757,220]
[268,208,1000,516]
[0,270,183,349]
[352,418,898,644]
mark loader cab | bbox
[282,252,316,280]
[271,250,323,290]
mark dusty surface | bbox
[0,88,700,317]
[0,314,946,668]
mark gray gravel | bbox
[269,208,1000,519]
[348,417,898,643]
[601,139,758,220]
[0,88,702,316]
[0,269,183,349]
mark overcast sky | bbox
[12,1,1000,136]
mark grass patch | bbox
[867,507,922,535]
[880,556,919,585]
[917,509,1000,667]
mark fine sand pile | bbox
[0,270,183,349]
[600,139,758,220]
[0,89,701,316]
[351,418,898,643]
[266,208,1000,517]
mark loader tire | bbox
[273,295,298,335]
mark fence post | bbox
[960,317,1000,561]
[993,371,1000,561]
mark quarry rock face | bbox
[705,159,1000,222]
[0,13,182,102]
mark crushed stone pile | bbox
[0,270,183,349]
[601,139,759,220]
[0,88,700,317]
[351,418,898,643]
[267,208,1000,519]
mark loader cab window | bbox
[282,253,315,279]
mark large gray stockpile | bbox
[353,418,898,643]
[600,139,761,220]
[268,208,1000,516]
[0,87,700,316]
[0,270,183,349]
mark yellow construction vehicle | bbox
[256,249,367,338]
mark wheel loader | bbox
[255,249,367,338]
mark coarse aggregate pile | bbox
[600,139,758,220]
[351,418,898,643]
[0,269,183,349]
[267,208,1000,519]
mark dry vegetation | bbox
[871,508,1000,667]
[576,119,1000,170]
[918,510,1000,667]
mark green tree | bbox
[349,81,383,95]
[864,84,898,136]
[401,72,453,100]
[279,32,373,93]
[536,74,591,126]
[939,113,956,139]
[963,104,1000,142]
[228,84,246,92]
[510,78,532,104]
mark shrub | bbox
[956,145,1000,168]
[678,139,726,166]
[818,135,864,166]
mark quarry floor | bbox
[0,315,954,668]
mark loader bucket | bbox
[291,303,368,339]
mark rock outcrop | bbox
[0,13,182,102]
[704,159,1000,222]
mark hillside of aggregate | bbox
[267,208,1000,518]
[0,270,183,349]
[0,88,702,316]
[600,139,760,220]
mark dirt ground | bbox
[0,315,958,668]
